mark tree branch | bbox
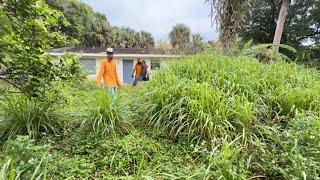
[0,77,31,100]
[296,31,320,42]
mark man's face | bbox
[107,52,113,60]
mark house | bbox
[49,47,181,84]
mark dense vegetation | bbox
[1,0,319,179]
[240,0,320,61]
[1,54,319,179]
[45,0,155,48]
[0,0,82,99]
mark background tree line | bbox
[45,0,155,49]
[239,0,320,61]
[206,0,320,63]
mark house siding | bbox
[50,52,180,84]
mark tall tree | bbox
[206,0,250,52]
[138,31,155,49]
[239,0,320,60]
[191,34,205,53]
[169,24,191,50]
[45,0,155,48]
[272,0,290,52]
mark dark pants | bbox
[133,76,142,86]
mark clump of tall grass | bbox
[81,89,134,136]
[139,53,320,141]
[136,53,320,178]
[0,96,60,140]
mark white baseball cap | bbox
[106,47,114,53]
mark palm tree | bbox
[206,0,251,52]
[192,33,205,53]
[207,0,291,54]
[272,0,290,52]
[169,24,191,50]
[139,31,155,49]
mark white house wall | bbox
[93,57,177,83]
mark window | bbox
[79,59,96,75]
[151,60,160,70]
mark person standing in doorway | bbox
[132,58,143,86]
[96,48,121,100]
[141,60,149,81]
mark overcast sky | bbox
[80,0,219,42]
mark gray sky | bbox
[81,0,219,42]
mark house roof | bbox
[50,47,169,55]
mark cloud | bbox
[81,0,218,41]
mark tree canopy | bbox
[169,24,207,55]
[239,0,320,60]
[45,0,155,49]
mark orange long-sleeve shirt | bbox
[96,59,121,87]
[133,63,142,77]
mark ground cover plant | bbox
[0,53,319,179]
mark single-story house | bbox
[49,47,181,84]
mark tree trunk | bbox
[272,0,290,52]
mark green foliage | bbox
[45,0,155,48]
[250,112,320,178]
[81,90,134,137]
[242,40,297,62]
[139,53,320,141]
[137,53,320,178]
[0,95,61,140]
[169,24,207,55]
[0,159,15,180]
[239,0,320,61]
[0,136,48,179]
[1,51,320,179]
[169,23,191,50]
[0,0,82,99]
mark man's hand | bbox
[96,83,103,88]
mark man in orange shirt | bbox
[132,59,143,86]
[96,48,121,99]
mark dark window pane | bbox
[151,60,160,70]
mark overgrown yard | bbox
[1,53,320,179]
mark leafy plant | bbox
[242,40,297,62]
[0,136,48,179]
[0,0,81,99]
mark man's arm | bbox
[132,64,136,77]
[96,60,105,85]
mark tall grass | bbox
[81,89,134,136]
[139,53,320,141]
[0,96,60,140]
[136,53,320,178]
